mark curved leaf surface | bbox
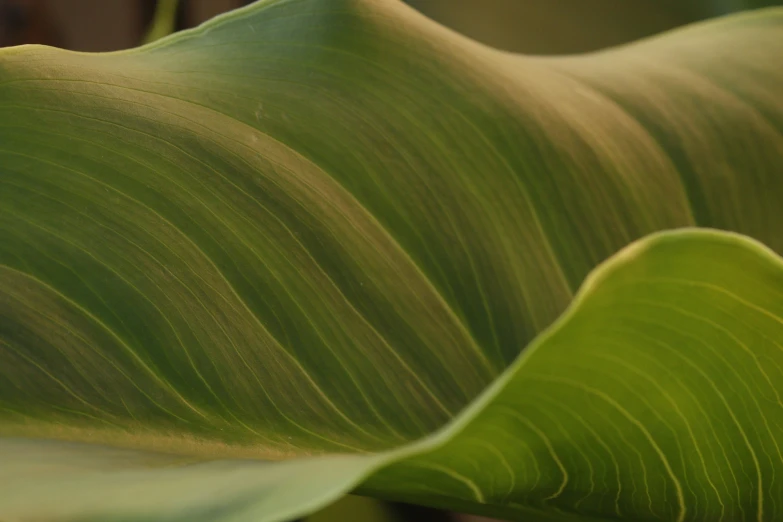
[1,0,783,520]
[4,230,783,521]
[366,229,783,521]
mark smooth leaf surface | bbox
[1,0,783,520]
[366,230,783,521]
[4,230,783,522]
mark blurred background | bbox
[0,0,776,53]
[0,0,775,520]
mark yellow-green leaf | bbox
[1,0,782,520]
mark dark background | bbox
[1,0,771,54]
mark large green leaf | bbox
[4,230,783,521]
[1,0,782,520]
[367,229,783,521]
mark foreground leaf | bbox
[4,230,783,521]
[1,0,783,520]
[367,229,783,521]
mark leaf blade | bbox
[5,229,783,522]
[1,1,783,520]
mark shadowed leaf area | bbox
[0,0,782,521]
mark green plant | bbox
[1,0,782,520]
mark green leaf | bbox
[4,230,783,521]
[307,495,398,522]
[366,229,783,521]
[1,0,782,520]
